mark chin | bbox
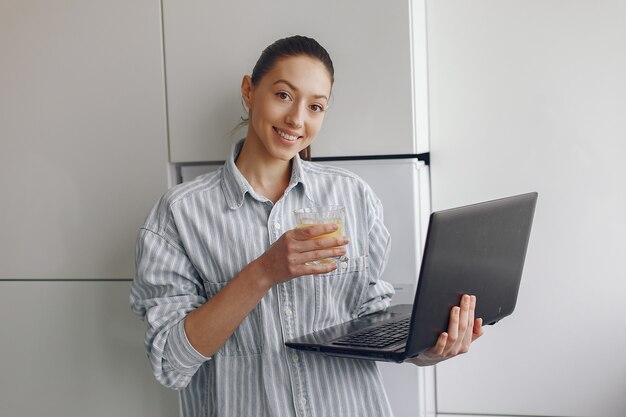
[270,146,301,162]
[269,137,309,161]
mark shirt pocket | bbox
[314,255,369,331]
[203,281,264,356]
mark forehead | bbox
[261,55,332,96]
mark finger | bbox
[293,223,340,240]
[445,305,460,355]
[303,235,349,252]
[455,295,471,347]
[472,318,484,341]
[435,332,449,356]
[463,295,476,348]
[306,262,338,275]
[288,260,338,277]
[300,246,348,264]
[283,231,348,260]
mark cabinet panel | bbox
[163,0,416,161]
[0,281,179,417]
[0,0,169,278]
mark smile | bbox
[274,127,300,142]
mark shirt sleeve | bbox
[357,184,395,317]
[130,227,211,390]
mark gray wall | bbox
[427,1,626,416]
[0,1,178,415]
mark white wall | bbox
[427,1,626,416]
[0,281,179,417]
[0,1,178,415]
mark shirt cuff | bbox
[165,319,212,374]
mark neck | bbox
[235,139,292,203]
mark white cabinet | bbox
[0,0,169,279]
[0,281,179,417]
[162,0,427,162]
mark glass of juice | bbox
[293,205,348,264]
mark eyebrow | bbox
[273,79,329,101]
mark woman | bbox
[131,35,483,417]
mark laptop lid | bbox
[404,192,538,357]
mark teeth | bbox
[276,128,299,141]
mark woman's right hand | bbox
[254,223,349,287]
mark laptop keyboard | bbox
[332,318,410,349]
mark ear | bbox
[241,75,253,110]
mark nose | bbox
[285,103,304,129]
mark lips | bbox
[274,127,301,141]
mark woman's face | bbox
[242,55,332,162]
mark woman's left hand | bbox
[405,294,484,367]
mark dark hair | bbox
[251,35,334,86]
[244,35,334,161]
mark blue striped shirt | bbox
[131,141,395,417]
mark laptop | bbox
[285,192,538,362]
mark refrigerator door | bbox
[317,158,431,417]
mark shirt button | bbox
[274,222,281,230]
[299,397,307,407]
[291,352,299,363]
[284,307,293,317]
[340,261,348,269]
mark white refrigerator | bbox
[180,157,432,417]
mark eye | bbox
[276,91,291,101]
[309,104,325,113]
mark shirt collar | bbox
[221,140,315,209]
[287,150,315,203]
[221,140,253,209]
